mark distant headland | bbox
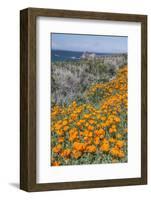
[51,49,127,63]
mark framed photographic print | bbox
[20,8,147,191]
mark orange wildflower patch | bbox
[51,66,128,166]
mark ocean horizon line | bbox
[52,49,127,54]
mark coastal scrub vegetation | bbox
[51,57,128,166]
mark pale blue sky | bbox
[51,33,127,53]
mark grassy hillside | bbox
[51,58,128,166]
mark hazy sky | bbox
[51,33,127,53]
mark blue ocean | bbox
[51,50,112,62]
